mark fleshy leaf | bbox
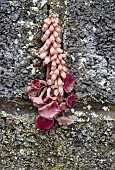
[24,86,38,97]
[29,96,44,105]
[29,87,47,105]
[44,96,57,103]
[59,102,67,111]
[63,72,75,93]
[57,95,64,103]
[43,96,53,103]
[56,116,74,126]
[31,80,40,89]
[66,94,76,107]
[36,115,54,129]
[38,101,60,119]
[43,87,57,103]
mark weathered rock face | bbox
[0,0,48,97]
[0,111,115,170]
[64,0,115,103]
[0,1,115,170]
[0,0,115,103]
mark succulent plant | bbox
[24,15,76,129]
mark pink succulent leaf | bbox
[29,87,47,105]
[29,96,44,105]
[36,115,54,129]
[24,86,38,97]
[59,102,67,111]
[43,96,57,103]
[43,96,53,103]
[57,95,65,103]
[43,87,57,103]
[38,101,61,119]
[66,94,76,107]
[28,90,38,97]
[31,80,40,89]
[63,72,75,93]
[56,116,74,126]
[24,86,33,95]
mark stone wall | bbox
[0,1,115,170]
[0,110,115,170]
[0,0,115,103]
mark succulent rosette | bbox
[24,15,76,129]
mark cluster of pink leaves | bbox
[24,72,76,129]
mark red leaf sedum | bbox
[66,94,76,107]
[31,80,40,89]
[63,72,75,93]
[36,115,54,129]
[38,101,60,119]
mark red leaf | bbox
[38,101,60,119]
[24,86,38,97]
[29,87,47,105]
[66,94,76,107]
[36,116,54,129]
[43,96,57,103]
[57,95,64,103]
[63,72,75,93]
[29,96,44,105]
[31,80,40,89]
[59,102,67,111]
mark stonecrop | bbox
[24,15,76,129]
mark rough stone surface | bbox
[64,0,115,103]
[0,1,115,169]
[0,0,48,97]
[0,110,115,170]
[0,98,115,169]
[0,0,115,103]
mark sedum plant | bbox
[24,15,76,129]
